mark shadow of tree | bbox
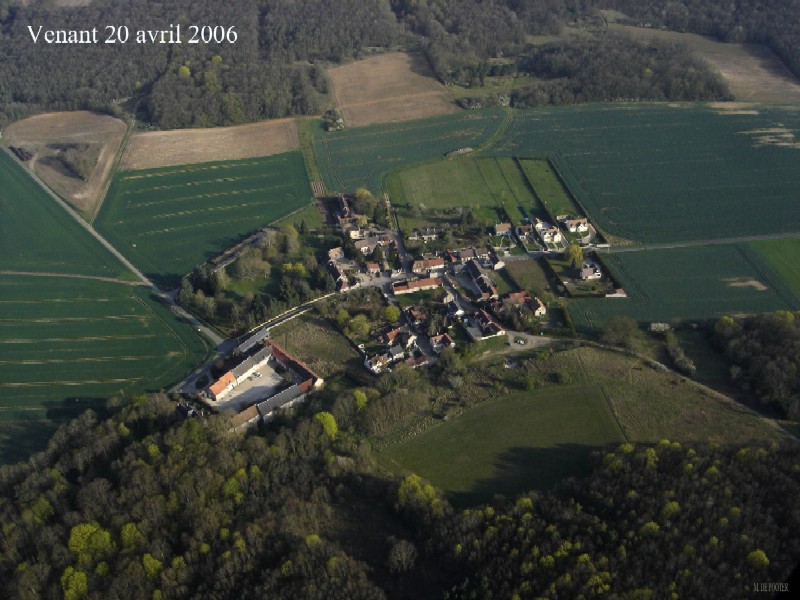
[0,397,108,465]
[0,418,60,465]
[448,443,606,508]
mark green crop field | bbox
[0,151,132,279]
[380,385,625,506]
[490,104,800,243]
[0,275,211,463]
[751,238,800,299]
[314,110,507,193]
[96,152,313,288]
[570,244,799,329]
[386,156,541,232]
[316,105,800,244]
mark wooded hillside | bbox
[0,0,399,128]
[1,391,798,599]
[3,0,795,128]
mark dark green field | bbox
[380,385,626,506]
[96,152,313,288]
[0,151,132,279]
[0,275,210,463]
[494,105,800,243]
[570,244,799,329]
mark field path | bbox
[602,230,800,254]
[1,146,225,347]
[476,108,515,154]
[0,270,144,286]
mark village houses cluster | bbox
[199,190,611,428]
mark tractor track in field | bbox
[601,231,800,254]
[0,271,145,286]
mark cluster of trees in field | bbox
[389,0,588,86]
[509,33,730,106]
[177,225,337,332]
[597,0,800,79]
[1,384,797,599]
[47,143,101,182]
[715,311,800,418]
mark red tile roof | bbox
[266,340,321,382]
[209,371,236,398]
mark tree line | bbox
[508,33,730,107]
[4,0,795,129]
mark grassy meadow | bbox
[269,312,360,378]
[380,385,626,506]
[379,346,782,505]
[96,152,313,288]
[517,159,582,220]
[751,238,800,300]
[386,156,541,232]
[505,259,554,297]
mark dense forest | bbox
[0,0,399,128]
[1,388,798,599]
[2,0,792,128]
[715,311,800,418]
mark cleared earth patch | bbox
[327,52,457,127]
[3,111,127,217]
[120,118,299,171]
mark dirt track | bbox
[0,271,144,286]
